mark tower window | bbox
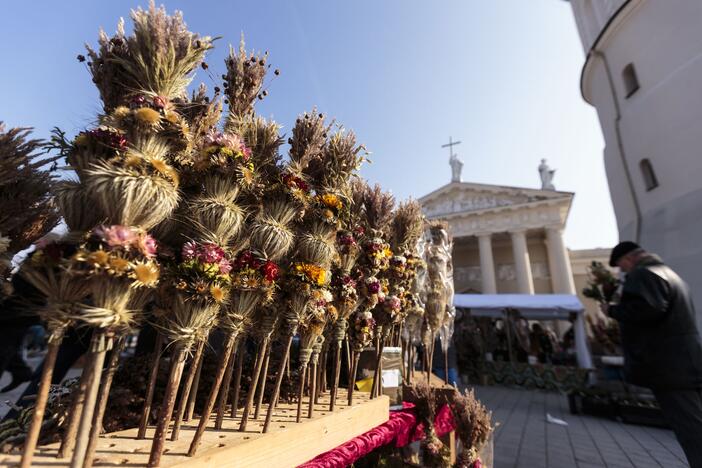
[640,159,658,191]
[623,63,640,98]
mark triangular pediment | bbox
[419,181,572,219]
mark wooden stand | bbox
[4,393,389,468]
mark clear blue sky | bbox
[0,0,617,250]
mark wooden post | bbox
[262,335,293,433]
[171,339,205,441]
[148,344,187,467]
[426,339,435,384]
[238,337,269,431]
[70,332,110,468]
[370,342,383,399]
[328,342,341,411]
[83,338,125,468]
[214,341,238,430]
[138,333,163,439]
[253,340,271,420]
[184,340,205,423]
[444,346,450,385]
[187,332,237,457]
[229,345,245,419]
[20,328,64,468]
[307,361,317,419]
[296,364,308,423]
[347,351,360,406]
[57,349,94,458]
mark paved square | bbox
[470,386,689,468]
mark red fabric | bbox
[298,402,456,468]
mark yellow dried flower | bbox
[320,193,342,210]
[87,250,109,267]
[131,261,160,287]
[109,256,130,274]
[210,285,225,303]
[112,106,131,120]
[134,107,161,126]
[164,111,180,124]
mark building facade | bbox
[419,175,613,333]
[568,0,702,308]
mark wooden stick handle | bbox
[328,341,341,412]
[185,338,206,422]
[137,333,163,439]
[187,333,237,457]
[83,338,125,468]
[296,364,308,424]
[171,339,205,441]
[229,344,245,419]
[239,337,269,431]
[20,329,64,468]
[148,344,187,467]
[307,362,317,419]
[253,340,271,420]
[58,346,95,458]
[70,333,110,468]
[347,351,359,407]
[262,335,293,433]
[214,340,239,430]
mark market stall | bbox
[454,294,594,370]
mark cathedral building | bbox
[420,154,608,328]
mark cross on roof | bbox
[441,136,462,158]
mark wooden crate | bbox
[2,392,389,468]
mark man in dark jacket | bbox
[605,241,702,468]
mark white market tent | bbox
[453,294,593,369]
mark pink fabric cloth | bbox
[298,402,456,468]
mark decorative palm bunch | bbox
[290,123,366,419]
[423,220,454,384]
[0,123,60,283]
[582,260,620,304]
[344,183,396,402]
[26,5,213,467]
[451,388,493,468]
[410,383,452,467]
[190,43,289,442]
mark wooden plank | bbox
[2,392,389,468]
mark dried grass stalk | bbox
[85,2,214,111]
[75,278,138,330]
[0,123,60,254]
[223,36,269,119]
[187,175,244,244]
[391,199,424,254]
[452,388,493,468]
[226,115,282,178]
[157,293,219,351]
[84,161,179,230]
[296,229,336,267]
[54,181,105,232]
[249,200,297,261]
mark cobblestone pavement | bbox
[471,385,689,468]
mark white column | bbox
[510,230,534,294]
[477,233,497,294]
[545,226,576,294]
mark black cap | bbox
[609,241,641,267]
